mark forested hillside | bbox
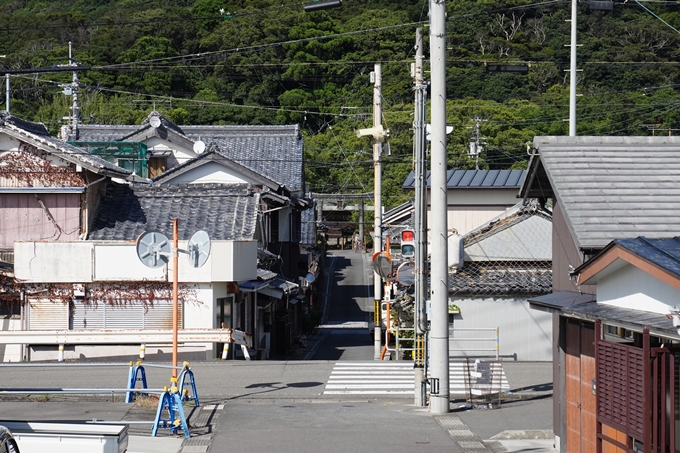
[1,0,679,206]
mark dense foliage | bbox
[2,0,680,206]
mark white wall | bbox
[0,316,22,361]
[15,240,257,283]
[160,162,252,185]
[449,296,553,361]
[597,264,680,314]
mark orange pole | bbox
[172,218,179,378]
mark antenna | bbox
[149,116,162,128]
[193,140,206,154]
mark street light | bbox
[303,0,342,12]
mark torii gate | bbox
[311,192,374,251]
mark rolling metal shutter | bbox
[72,300,182,330]
[28,300,69,330]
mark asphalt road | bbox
[310,250,374,361]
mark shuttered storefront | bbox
[27,300,69,330]
[72,301,182,330]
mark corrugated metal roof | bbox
[403,169,525,189]
[525,136,680,250]
[88,183,259,241]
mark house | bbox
[0,111,133,361]
[519,136,680,453]
[402,169,525,236]
[448,199,553,361]
[14,183,259,361]
[68,112,308,280]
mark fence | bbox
[384,326,500,360]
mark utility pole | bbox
[413,27,428,407]
[429,0,450,414]
[69,42,80,136]
[4,74,8,114]
[372,64,383,360]
[568,0,578,136]
[469,117,487,170]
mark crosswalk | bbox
[323,361,509,397]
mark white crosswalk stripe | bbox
[323,361,510,397]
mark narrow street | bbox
[309,250,374,361]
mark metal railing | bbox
[383,326,500,360]
[449,327,499,360]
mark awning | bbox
[289,294,305,305]
[258,277,299,299]
[239,280,270,293]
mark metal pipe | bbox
[0,362,184,368]
[0,388,167,394]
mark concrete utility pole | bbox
[69,42,80,136]
[5,74,8,114]
[428,0,450,414]
[568,0,578,136]
[372,64,383,360]
[413,28,428,407]
[470,117,487,170]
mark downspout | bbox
[20,289,25,361]
[81,175,107,240]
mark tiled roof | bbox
[0,112,131,178]
[152,142,283,191]
[612,237,680,279]
[463,200,552,261]
[73,117,304,192]
[448,264,552,295]
[181,125,303,192]
[521,136,680,250]
[403,169,525,189]
[89,183,259,241]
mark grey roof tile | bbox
[75,121,304,192]
[524,136,680,250]
[89,183,259,241]
[0,112,131,177]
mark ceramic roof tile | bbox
[89,183,259,241]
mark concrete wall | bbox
[450,296,553,361]
[0,316,22,361]
[15,240,257,283]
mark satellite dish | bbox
[149,116,162,128]
[187,230,211,268]
[136,231,170,268]
[305,273,316,284]
[193,140,206,154]
[396,261,415,286]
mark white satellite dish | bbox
[149,116,162,128]
[193,140,206,154]
[187,230,211,268]
[136,231,170,268]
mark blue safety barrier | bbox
[151,382,190,438]
[125,362,149,403]
[178,363,200,407]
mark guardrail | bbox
[0,328,252,361]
